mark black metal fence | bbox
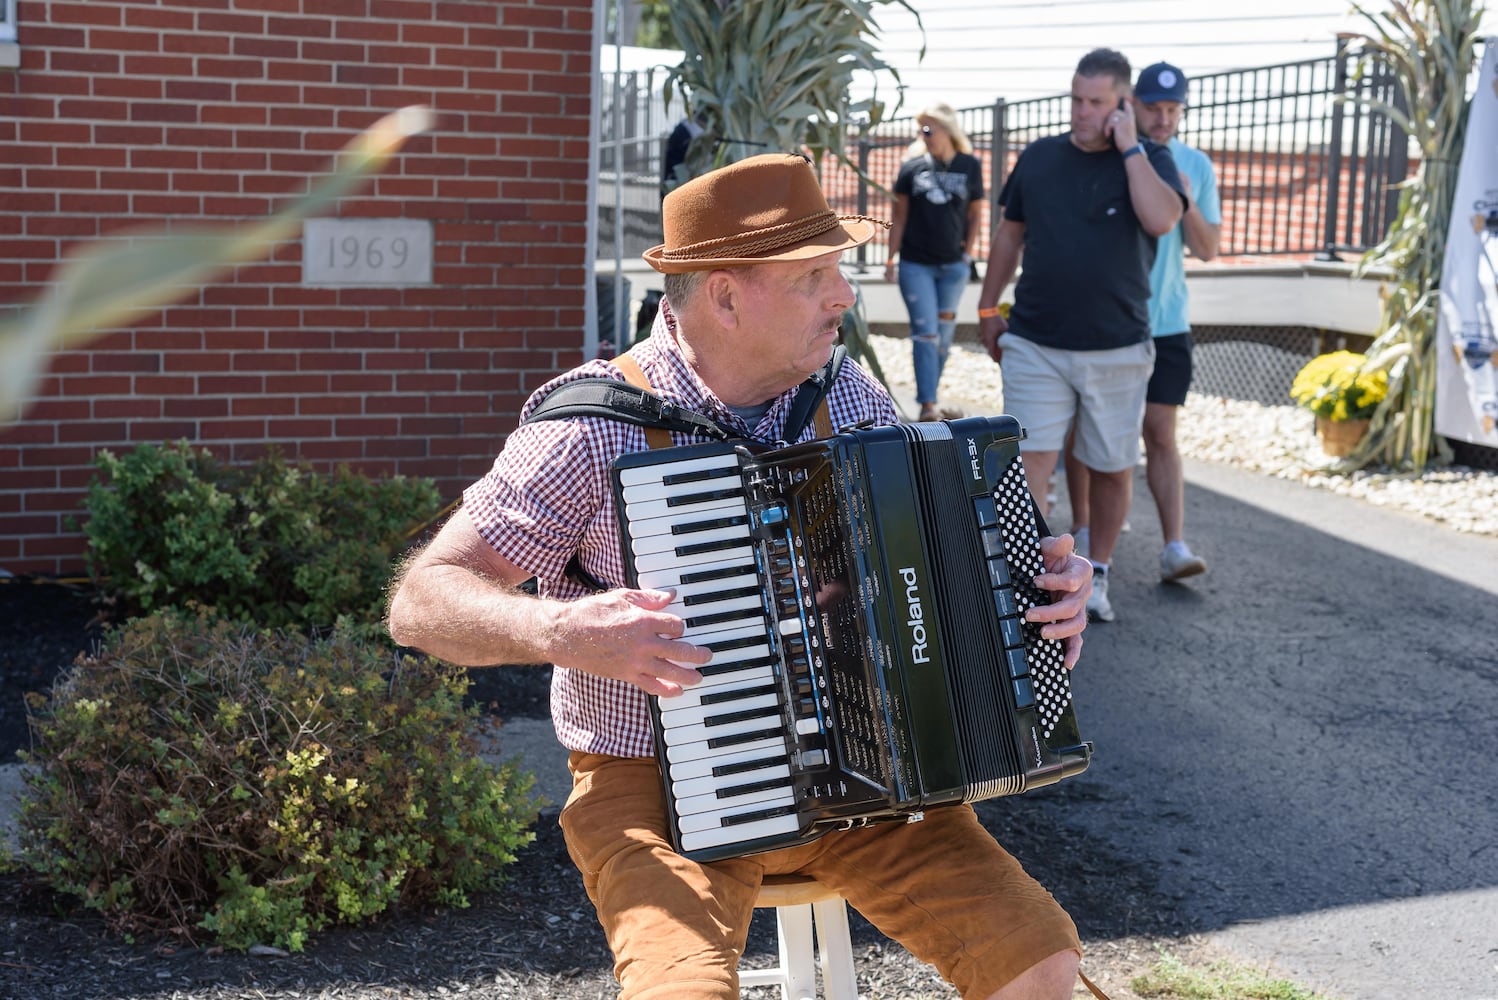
[599,41,1412,268]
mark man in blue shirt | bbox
[1064,61,1222,585]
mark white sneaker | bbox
[1160,543,1208,582]
[1072,526,1090,560]
[1086,569,1115,622]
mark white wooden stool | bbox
[739,874,858,1000]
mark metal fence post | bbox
[1380,64,1409,238]
[855,136,872,270]
[1319,37,1351,260]
[991,98,1008,258]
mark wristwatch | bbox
[1122,143,1145,160]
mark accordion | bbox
[611,415,1092,862]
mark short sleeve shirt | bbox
[1148,138,1221,337]
[461,301,899,758]
[1000,134,1184,351]
[893,151,985,265]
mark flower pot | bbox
[1315,416,1370,457]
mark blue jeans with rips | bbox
[897,257,970,406]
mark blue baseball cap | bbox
[1135,62,1188,105]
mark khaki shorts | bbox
[999,333,1155,472]
[559,752,1081,1000]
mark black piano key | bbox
[698,683,777,707]
[717,775,794,799]
[667,487,745,508]
[662,468,739,487]
[706,726,783,750]
[721,802,799,827]
[679,563,757,586]
[685,608,765,629]
[683,585,760,607]
[676,537,749,558]
[704,634,766,654]
[704,705,778,728]
[711,755,785,778]
[670,513,749,535]
[698,656,777,679]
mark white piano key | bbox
[617,479,740,508]
[698,623,772,648]
[635,543,754,575]
[622,492,745,525]
[661,706,780,748]
[638,558,756,591]
[658,571,758,602]
[676,789,797,833]
[666,592,763,623]
[664,638,773,675]
[702,640,772,666]
[665,735,786,782]
[658,691,779,729]
[671,762,791,800]
[630,522,749,557]
[674,781,794,818]
[661,666,775,710]
[678,602,766,632]
[618,453,742,488]
[678,812,802,853]
[664,723,784,763]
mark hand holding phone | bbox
[1105,97,1126,139]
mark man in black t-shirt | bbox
[976,47,1185,623]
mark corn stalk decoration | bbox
[660,0,920,406]
[1339,0,1486,471]
[661,0,919,183]
[0,106,435,426]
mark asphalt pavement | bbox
[1049,454,1498,1000]
[3,410,1495,1000]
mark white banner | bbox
[1436,39,1498,445]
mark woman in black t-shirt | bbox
[884,104,985,420]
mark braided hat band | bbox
[644,154,888,274]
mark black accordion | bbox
[611,415,1092,862]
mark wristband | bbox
[1122,143,1145,160]
[977,305,1004,319]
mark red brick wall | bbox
[0,0,597,576]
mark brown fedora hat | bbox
[643,153,887,274]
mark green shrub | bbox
[77,441,445,630]
[19,607,539,952]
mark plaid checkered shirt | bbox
[462,299,899,758]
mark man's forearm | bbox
[1126,157,1184,237]
[389,564,560,668]
[1183,211,1220,261]
[979,227,1021,307]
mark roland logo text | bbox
[898,566,930,665]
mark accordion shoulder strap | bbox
[1079,970,1112,999]
[523,347,841,448]
[612,352,674,450]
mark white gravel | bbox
[865,333,1498,538]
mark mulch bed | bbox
[0,579,1191,1000]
